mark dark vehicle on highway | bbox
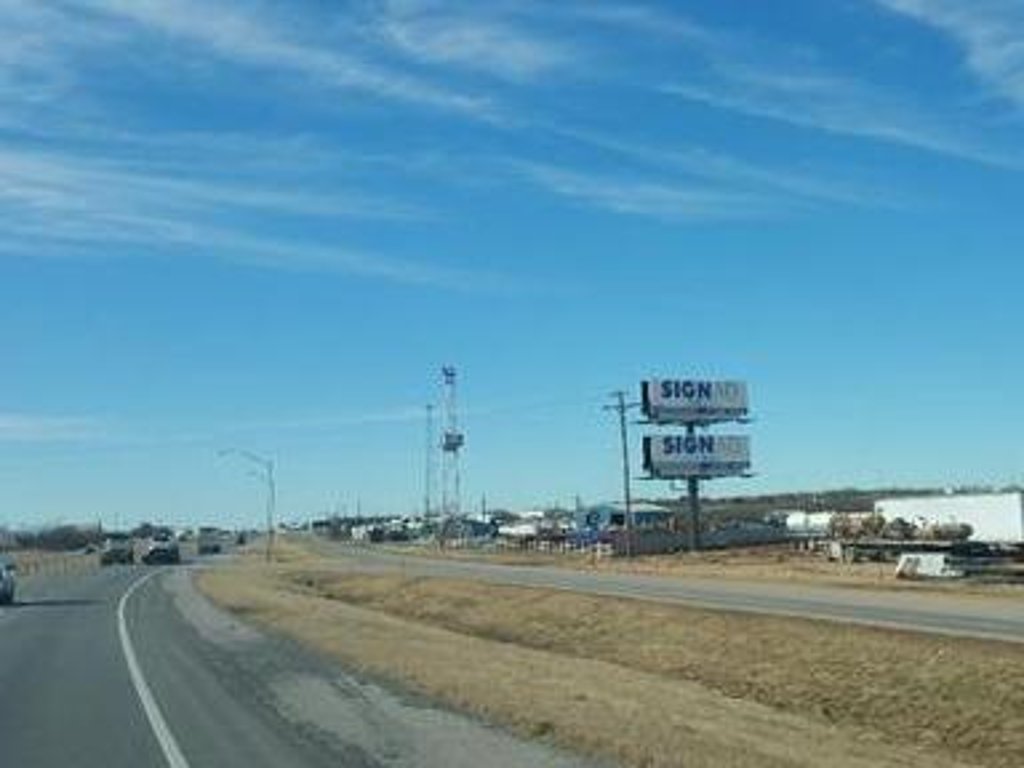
[99,533,135,566]
[0,554,16,605]
[141,532,180,565]
[197,527,222,556]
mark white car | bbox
[0,554,16,605]
[142,533,180,565]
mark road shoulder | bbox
[157,566,590,768]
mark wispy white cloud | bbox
[549,125,901,208]
[111,121,877,218]
[874,0,1024,107]
[228,407,430,434]
[510,160,775,221]
[0,402,541,450]
[371,0,574,81]
[0,2,121,131]
[187,230,510,291]
[547,1,718,44]
[0,144,427,224]
[0,413,101,443]
[661,66,1022,170]
[0,145,507,291]
[552,2,1023,168]
[0,212,506,292]
[0,407,428,450]
[73,0,497,118]
[0,0,1012,264]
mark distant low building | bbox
[497,510,565,540]
[575,502,674,532]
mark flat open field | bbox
[197,541,1023,767]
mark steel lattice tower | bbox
[439,365,464,518]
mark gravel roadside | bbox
[166,567,595,768]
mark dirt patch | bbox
[197,557,1016,767]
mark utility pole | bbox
[265,461,277,561]
[605,391,635,558]
[424,404,435,518]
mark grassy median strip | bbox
[373,542,1024,597]
[196,549,1022,768]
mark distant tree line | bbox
[8,524,102,552]
[1,521,180,552]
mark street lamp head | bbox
[218,447,271,469]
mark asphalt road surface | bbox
[0,562,589,768]
[335,547,1024,643]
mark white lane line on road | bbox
[118,570,191,768]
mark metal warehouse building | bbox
[874,492,1024,543]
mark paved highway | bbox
[0,562,588,768]
[336,547,1024,643]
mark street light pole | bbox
[265,460,276,563]
[220,448,276,563]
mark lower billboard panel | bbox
[643,434,751,479]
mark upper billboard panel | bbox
[641,380,749,425]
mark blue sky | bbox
[2,0,1024,530]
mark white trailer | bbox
[784,511,833,537]
[874,492,1024,543]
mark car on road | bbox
[0,554,16,605]
[99,533,135,566]
[141,532,180,565]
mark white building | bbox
[874,492,1024,543]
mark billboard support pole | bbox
[685,423,700,552]
[687,476,700,551]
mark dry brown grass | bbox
[10,549,98,577]
[197,553,1020,768]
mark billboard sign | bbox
[641,380,748,424]
[642,434,751,479]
